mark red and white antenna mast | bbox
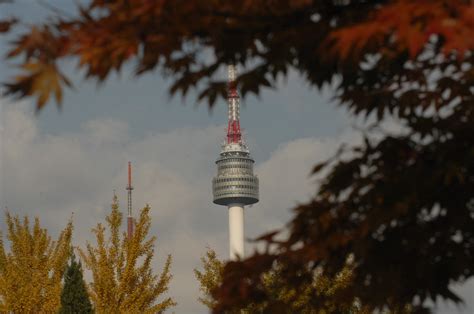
[227,65,242,144]
[126,161,134,239]
[212,64,259,260]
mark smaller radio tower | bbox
[126,161,134,239]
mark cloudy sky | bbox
[0,1,472,313]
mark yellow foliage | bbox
[0,212,72,313]
[194,248,224,309]
[195,249,373,313]
[79,196,176,313]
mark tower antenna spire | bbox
[227,64,242,144]
[126,161,134,239]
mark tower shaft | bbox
[228,204,244,259]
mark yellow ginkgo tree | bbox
[195,248,373,314]
[79,196,175,313]
[0,212,73,313]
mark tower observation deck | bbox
[212,65,259,259]
[212,144,259,206]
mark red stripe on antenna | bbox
[226,65,242,144]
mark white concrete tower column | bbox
[228,204,244,260]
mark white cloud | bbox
[249,137,349,238]
[0,102,472,313]
[0,102,230,312]
[82,118,130,144]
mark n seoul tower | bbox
[212,65,259,260]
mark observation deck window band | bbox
[216,191,257,197]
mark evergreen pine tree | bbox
[59,253,93,314]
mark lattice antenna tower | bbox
[126,161,134,239]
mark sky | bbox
[0,1,472,313]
